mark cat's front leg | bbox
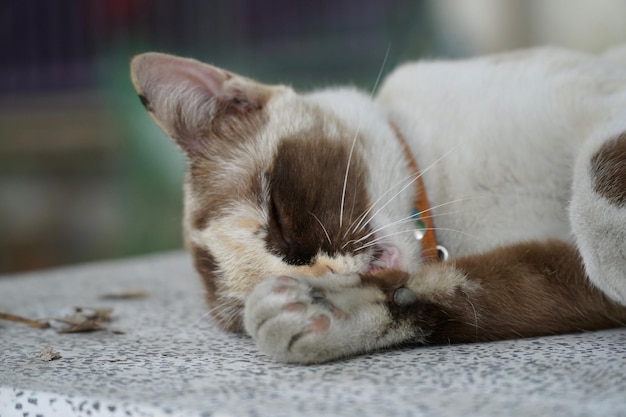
[244,240,626,364]
[243,265,475,363]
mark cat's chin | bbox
[367,245,405,273]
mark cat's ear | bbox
[130,52,272,157]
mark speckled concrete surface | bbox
[1,251,626,417]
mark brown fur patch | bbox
[189,244,219,305]
[430,240,626,343]
[264,134,371,266]
[188,243,245,332]
[363,240,626,345]
[591,133,626,206]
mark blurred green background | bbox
[1,0,625,273]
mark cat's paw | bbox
[244,274,392,363]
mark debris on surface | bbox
[52,307,125,334]
[0,312,49,329]
[99,290,148,300]
[39,346,62,362]
[0,307,125,334]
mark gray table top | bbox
[1,251,625,417]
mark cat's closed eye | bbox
[269,196,288,243]
[268,194,314,266]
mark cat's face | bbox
[131,53,422,331]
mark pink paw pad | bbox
[307,315,330,333]
[282,302,307,313]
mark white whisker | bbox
[460,289,481,338]
[339,131,358,230]
[340,44,391,233]
[345,201,473,249]
[310,211,333,245]
[354,227,481,253]
[348,173,359,228]
[346,170,421,240]
[369,43,391,99]
[189,310,214,327]
[356,144,464,235]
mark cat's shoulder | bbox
[381,45,626,94]
[380,46,592,90]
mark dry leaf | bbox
[56,320,125,334]
[55,318,106,333]
[51,307,124,334]
[0,312,49,329]
[0,307,124,335]
[39,346,62,361]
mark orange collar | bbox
[390,123,444,263]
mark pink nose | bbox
[379,245,402,269]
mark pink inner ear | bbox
[133,53,229,100]
[171,59,229,97]
[131,52,266,157]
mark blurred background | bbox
[1,0,626,274]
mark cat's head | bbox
[130,53,422,331]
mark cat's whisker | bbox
[347,198,476,248]
[339,43,391,237]
[189,310,214,327]
[355,144,463,236]
[348,173,359,229]
[339,130,359,231]
[345,169,422,240]
[460,289,481,338]
[354,226,480,254]
[346,189,440,249]
[348,144,463,241]
[202,298,245,331]
[340,44,391,233]
[309,211,333,246]
[345,210,421,249]
[349,174,424,238]
[347,213,418,248]
[369,43,391,99]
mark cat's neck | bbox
[390,123,444,263]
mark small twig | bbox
[0,312,50,329]
[99,290,148,300]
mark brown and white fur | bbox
[130,46,626,363]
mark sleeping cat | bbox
[130,45,626,363]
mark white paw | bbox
[244,274,390,363]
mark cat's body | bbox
[131,45,626,363]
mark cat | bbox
[130,45,626,363]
